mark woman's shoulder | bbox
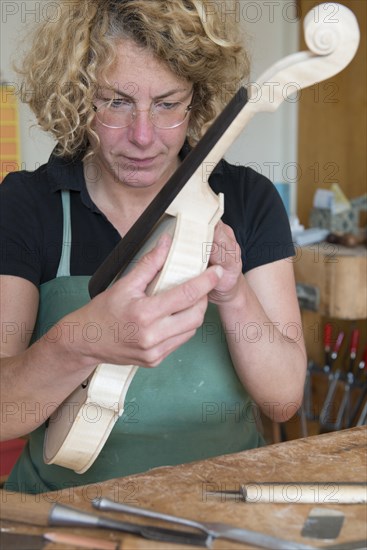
[209,158,283,219]
[0,161,57,208]
[210,158,276,195]
[209,158,294,272]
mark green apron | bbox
[6,191,263,494]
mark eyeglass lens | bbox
[95,100,191,129]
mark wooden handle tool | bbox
[206,482,367,504]
[0,490,52,526]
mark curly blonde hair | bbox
[17,0,249,157]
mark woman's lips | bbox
[124,155,157,167]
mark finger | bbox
[138,291,208,349]
[161,295,208,339]
[213,221,236,249]
[211,222,241,267]
[137,301,212,366]
[149,264,223,318]
[115,234,172,295]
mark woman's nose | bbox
[128,109,155,146]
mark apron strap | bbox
[56,190,72,277]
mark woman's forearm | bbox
[217,276,307,423]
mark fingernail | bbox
[214,265,224,278]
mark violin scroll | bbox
[247,3,360,112]
[304,3,360,58]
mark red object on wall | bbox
[0,439,26,477]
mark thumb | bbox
[117,234,172,294]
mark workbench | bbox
[1,426,366,549]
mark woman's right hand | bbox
[61,233,223,369]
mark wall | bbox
[1,0,299,212]
[297,0,366,227]
[226,0,300,216]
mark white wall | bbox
[1,0,300,213]
[226,0,300,216]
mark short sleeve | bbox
[1,171,49,287]
[209,162,295,273]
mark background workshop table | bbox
[1,426,366,549]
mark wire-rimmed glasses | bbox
[93,98,192,129]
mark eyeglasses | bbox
[93,98,192,129]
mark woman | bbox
[0,0,306,493]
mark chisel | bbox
[323,323,333,374]
[203,482,367,504]
[319,331,345,430]
[0,490,209,547]
[356,344,367,381]
[346,345,367,428]
[303,323,333,423]
[93,497,318,550]
[334,329,360,429]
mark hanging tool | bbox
[323,323,333,375]
[302,324,333,424]
[319,331,345,431]
[346,344,367,428]
[333,329,360,429]
[355,344,367,381]
[356,400,367,426]
[303,360,317,421]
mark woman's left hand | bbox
[208,220,243,304]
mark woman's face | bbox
[91,39,193,191]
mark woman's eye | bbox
[97,98,130,109]
[109,98,130,109]
[156,101,179,111]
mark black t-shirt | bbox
[0,151,294,287]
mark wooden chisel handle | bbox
[0,489,52,525]
[210,483,367,504]
[240,482,367,504]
